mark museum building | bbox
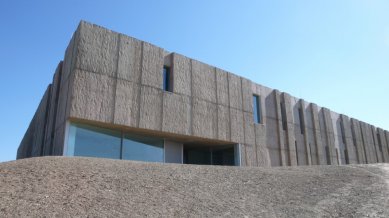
[17,21,389,167]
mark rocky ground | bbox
[0,157,388,217]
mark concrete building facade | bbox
[17,21,389,167]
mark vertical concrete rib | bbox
[111,34,121,125]
[40,85,52,156]
[274,90,287,166]
[371,126,381,163]
[240,78,247,148]
[214,67,219,143]
[226,70,231,142]
[365,124,377,163]
[282,92,297,166]
[45,62,63,156]
[136,42,144,128]
[378,128,389,162]
[340,115,357,164]
[322,108,336,165]
[299,100,311,165]
[351,119,365,163]
[310,103,325,165]
[359,122,370,163]
[384,131,389,162]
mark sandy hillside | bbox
[0,157,388,217]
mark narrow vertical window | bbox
[298,108,305,134]
[163,66,171,92]
[280,102,287,130]
[253,95,261,123]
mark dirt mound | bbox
[0,157,388,217]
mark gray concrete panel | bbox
[44,62,63,155]
[365,123,376,163]
[369,125,379,163]
[141,42,164,89]
[75,21,119,77]
[242,78,253,113]
[61,32,77,82]
[216,68,229,106]
[172,53,192,96]
[117,34,142,82]
[192,60,217,103]
[384,130,389,162]
[240,144,247,166]
[31,87,51,157]
[70,70,115,123]
[306,130,317,165]
[370,126,381,163]
[273,90,287,165]
[139,86,163,131]
[282,92,297,166]
[360,122,373,163]
[367,124,377,163]
[192,98,217,139]
[377,128,389,162]
[244,112,255,145]
[266,118,281,149]
[52,124,65,156]
[299,100,311,165]
[322,108,337,165]
[370,126,379,163]
[228,73,243,110]
[162,92,191,135]
[265,91,278,120]
[363,123,376,163]
[331,113,343,164]
[257,84,270,124]
[230,108,245,144]
[55,73,70,129]
[351,119,366,164]
[245,144,258,166]
[217,105,230,141]
[340,115,358,164]
[114,79,140,128]
[255,124,270,167]
[268,148,282,166]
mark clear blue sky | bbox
[0,1,388,163]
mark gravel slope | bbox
[0,157,388,217]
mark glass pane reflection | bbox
[122,133,164,162]
[71,123,121,159]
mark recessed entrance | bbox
[183,144,239,166]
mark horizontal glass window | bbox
[67,123,121,159]
[122,133,164,162]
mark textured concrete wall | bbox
[17,20,389,167]
[17,86,51,159]
[42,62,63,155]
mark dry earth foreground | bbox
[0,157,388,217]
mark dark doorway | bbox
[183,145,236,166]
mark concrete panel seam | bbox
[136,42,144,128]
[240,78,247,147]
[227,70,232,142]
[111,34,121,122]
[189,59,193,135]
[214,67,219,140]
